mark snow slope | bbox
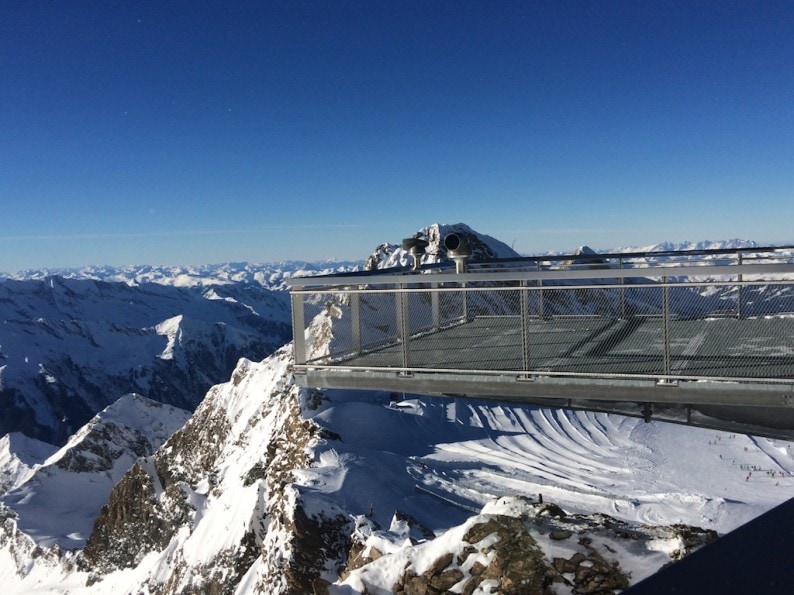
[306,394,793,538]
[0,433,58,496]
[1,394,191,550]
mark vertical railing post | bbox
[520,283,531,374]
[462,281,469,322]
[737,252,744,320]
[397,285,410,370]
[291,291,307,365]
[350,291,361,355]
[619,257,626,319]
[537,261,545,320]
[661,276,671,380]
[431,282,440,331]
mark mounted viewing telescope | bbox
[401,237,429,270]
[444,232,472,273]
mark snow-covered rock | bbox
[0,394,190,551]
[365,222,520,270]
[336,495,717,594]
[77,347,336,593]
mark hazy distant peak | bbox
[620,238,760,254]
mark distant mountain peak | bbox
[365,222,521,270]
[619,238,761,254]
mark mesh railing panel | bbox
[358,293,400,353]
[296,277,794,382]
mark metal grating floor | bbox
[338,316,794,380]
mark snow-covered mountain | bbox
[1,260,362,292]
[365,222,521,270]
[4,342,791,593]
[0,276,293,444]
[618,238,762,254]
[1,223,793,593]
[1,394,190,551]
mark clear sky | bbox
[2,1,793,272]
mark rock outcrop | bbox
[79,347,352,594]
[337,496,718,595]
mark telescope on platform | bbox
[402,237,429,270]
[444,233,472,273]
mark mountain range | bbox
[0,276,293,444]
[1,223,792,594]
[0,261,362,291]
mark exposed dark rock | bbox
[56,422,150,473]
[550,529,574,540]
[82,461,184,575]
[397,514,556,595]
[427,551,454,575]
[288,506,353,594]
[536,502,567,519]
[570,536,630,594]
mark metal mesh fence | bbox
[296,276,794,382]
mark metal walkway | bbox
[340,316,794,380]
[287,243,794,439]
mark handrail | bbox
[286,245,794,288]
[287,262,794,289]
[288,244,794,394]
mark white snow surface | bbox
[1,394,190,550]
[305,393,794,535]
[0,433,58,496]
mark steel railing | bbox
[287,246,794,386]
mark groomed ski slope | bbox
[307,391,794,538]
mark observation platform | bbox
[287,243,794,439]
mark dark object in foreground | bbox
[627,496,794,594]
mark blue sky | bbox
[2,1,793,272]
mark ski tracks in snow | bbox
[415,404,648,515]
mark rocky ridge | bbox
[78,345,350,594]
